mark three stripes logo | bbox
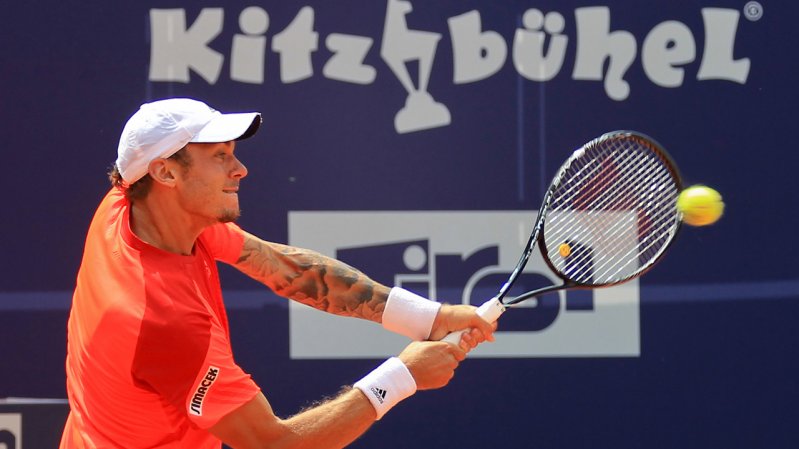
[369,387,387,404]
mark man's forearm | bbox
[210,388,378,449]
[280,388,377,449]
[234,231,390,322]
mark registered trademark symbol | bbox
[743,1,763,21]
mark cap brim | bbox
[191,112,262,143]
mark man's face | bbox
[175,141,248,224]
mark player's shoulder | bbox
[199,221,243,241]
[198,222,246,264]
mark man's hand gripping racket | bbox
[443,130,683,344]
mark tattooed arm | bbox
[232,229,496,341]
[232,229,390,323]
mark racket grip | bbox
[440,297,505,345]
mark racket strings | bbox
[549,148,668,251]
[594,209,680,282]
[573,202,679,284]
[554,146,659,217]
[564,146,677,281]
[562,148,641,210]
[543,137,679,284]
[569,158,674,253]
[564,149,676,279]
[555,140,659,209]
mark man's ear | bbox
[147,159,179,187]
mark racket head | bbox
[537,130,683,289]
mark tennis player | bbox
[59,98,495,449]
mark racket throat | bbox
[505,283,567,306]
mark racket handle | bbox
[440,297,505,345]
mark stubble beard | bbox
[218,208,241,223]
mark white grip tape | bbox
[354,357,417,420]
[382,287,441,341]
[441,297,505,345]
[475,297,506,322]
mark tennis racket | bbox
[443,130,683,342]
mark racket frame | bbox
[500,130,684,307]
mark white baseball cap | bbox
[116,98,262,184]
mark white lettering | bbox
[323,34,376,84]
[448,10,507,83]
[145,2,753,121]
[513,9,568,81]
[697,8,750,83]
[572,7,636,100]
[149,9,224,84]
[642,21,696,88]
[231,7,269,84]
[272,7,318,83]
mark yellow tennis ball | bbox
[677,185,725,226]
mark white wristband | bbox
[382,287,441,341]
[354,357,417,420]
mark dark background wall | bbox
[1,1,797,448]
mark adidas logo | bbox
[370,387,387,404]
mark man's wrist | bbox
[353,357,417,420]
[381,287,441,341]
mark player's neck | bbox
[129,194,209,256]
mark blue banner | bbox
[1,1,797,447]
